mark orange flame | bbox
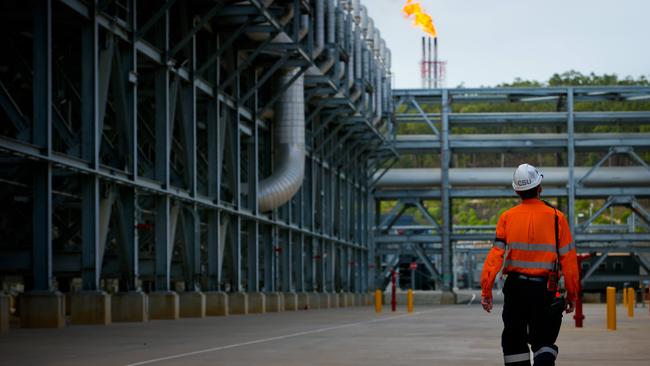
[403,0,437,38]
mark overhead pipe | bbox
[354,24,362,81]
[373,28,381,57]
[374,167,650,189]
[352,0,361,23]
[315,0,337,74]
[366,18,375,44]
[373,65,383,125]
[309,0,337,75]
[336,5,346,81]
[326,0,335,44]
[360,5,368,33]
[258,69,306,212]
[312,0,325,59]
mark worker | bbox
[480,163,579,366]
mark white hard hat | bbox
[512,163,543,191]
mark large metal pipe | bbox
[375,167,650,188]
[326,0,335,44]
[352,0,360,23]
[258,69,305,212]
[360,5,368,33]
[312,0,325,58]
[354,24,362,80]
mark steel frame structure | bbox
[0,0,397,297]
[375,87,650,290]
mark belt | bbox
[509,272,546,283]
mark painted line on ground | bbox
[124,309,437,366]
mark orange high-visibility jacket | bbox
[480,198,580,301]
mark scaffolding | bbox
[0,0,397,303]
[377,87,650,290]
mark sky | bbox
[366,0,650,88]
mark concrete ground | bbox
[1,301,649,365]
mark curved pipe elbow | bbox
[258,69,306,212]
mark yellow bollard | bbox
[627,287,635,318]
[375,290,382,314]
[623,286,628,306]
[606,287,616,330]
[407,289,414,313]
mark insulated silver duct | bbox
[373,65,383,125]
[380,38,387,63]
[375,167,650,188]
[373,29,381,56]
[313,0,325,58]
[347,14,355,88]
[258,69,305,212]
[386,49,392,69]
[360,5,368,32]
[354,25,362,79]
[361,43,369,82]
[352,0,361,23]
[326,0,335,44]
[366,19,374,43]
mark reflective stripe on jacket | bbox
[480,198,580,301]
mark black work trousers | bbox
[501,274,563,366]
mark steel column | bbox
[440,89,452,292]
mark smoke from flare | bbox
[403,0,437,38]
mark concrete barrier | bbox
[112,292,148,322]
[296,292,310,310]
[19,291,65,328]
[149,292,179,320]
[70,291,111,325]
[179,292,206,318]
[229,293,248,315]
[319,293,331,309]
[282,293,298,311]
[248,293,266,314]
[205,292,228,316]
[354,293,362,306]
[265,293,283,313]
[308,293,321,310]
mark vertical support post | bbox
[207,90,221,291]
[327,242,335,292]
[154,13,171,291]
[440,90,453,292]
[296,234,305,292]
[391,270,397,312]
[247,119,259,293]
[375,289,382,313]
[341,245,349,292]
[282,230,292,292]
[80,11,100,291]
[627,287,635,318]
[81,177,100,290]
[32,0,53,292]
[263,226,274,291]
[567,88,576,237]
[117,187,138,290]
[296,170,305,293]
[230,53,242,292]
[183,209,201,291]
[155,197,170,291]
[606,286,616,330]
